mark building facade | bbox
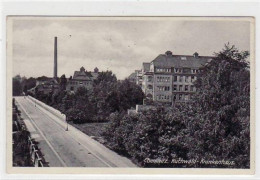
[128,72,137,83]
[66,67,95,92]
[138,51,212,103]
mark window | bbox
[148,85,153,89]
[148,76,153,82]
[179,94,183,100]
[173,85,177,91]
[185,76,189,83]
[70,87,74,91]
[166,77,170,82]
[165,86,170,91]
[175,68,182,73]
[185,85,189,91]
[174,76,177,82]
[191,76,195,82]
[173,94,177,101]
[179,85,183,91]
[184,95,189,101]
[183,68,191,73]
[181,57,187,60]
[179,76,183,82]
[190,85,194,92]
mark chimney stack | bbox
[165,51,173,56]
[54,37,58,79]
[193,52,199,58]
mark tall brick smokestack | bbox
[54,37,58,79]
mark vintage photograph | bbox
[8,16,254,172]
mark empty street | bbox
[15,96,136,167]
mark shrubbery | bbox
[102,44,250,168]
[33,71,144,124]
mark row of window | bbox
[173,85,196,92]
[173,94,190,101]
[156,68,171,72]
[156,95,171,100]
[151,85,196,92]
[155,75,197,83]
[173,75,196,83]
[155,68,200,74]
[157,86,170,91]
[157,76,171,82]
[156,94,191,101]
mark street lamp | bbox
[66,117,69,131]
[62,113,68,131]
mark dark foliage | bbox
[103,44,250,168]
[13,78,22,96]
[34,71,144,124]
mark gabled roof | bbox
[73,71,92,81]
[152,54,213,68]
[142,63,150,72]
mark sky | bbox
[12,17,251,80]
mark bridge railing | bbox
[27,95,66,122]
[13,99,47,167]
[28,136,45,167]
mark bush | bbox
[102,44,250,168]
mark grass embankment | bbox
[69,122,109,144]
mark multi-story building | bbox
[138,51,212,103]
[135,70,143,86]
[128,72,137,83]
[66,67,99,92]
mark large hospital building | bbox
[134,51,213,103]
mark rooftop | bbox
[152,51,213,68]
[128,72,137,79]
[142,63,150,72]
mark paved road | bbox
[15,96,136,167]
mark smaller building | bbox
[29,78,59,95]
[66,67,94,92]
[128,72,137,83]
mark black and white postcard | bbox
[6,16,255,175]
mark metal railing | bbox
[28,136,45,167]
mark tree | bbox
[94,71,117,84]
[183,44,250,168]
[26,77,36,90]
[59,74,67,91]
[102,44,250,168]
[66,87,95,123]
[13,78,22,96]
[114,79,144,111]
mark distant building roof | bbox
[142,63,150,72]
[128,72,137,79]
[72,67,92,81]
[152,53,213,69]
